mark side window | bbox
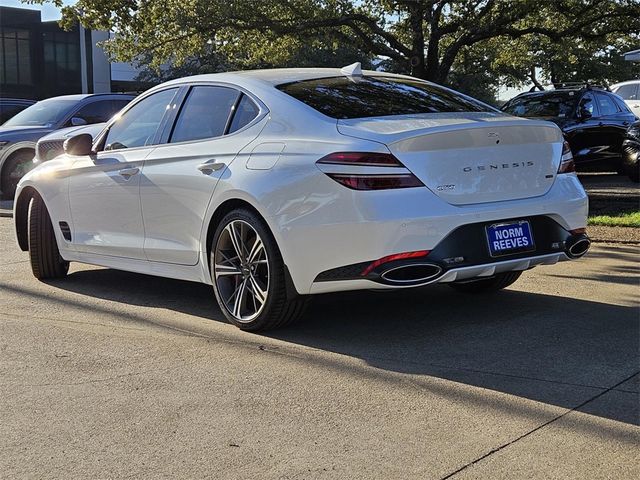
[110,99,131,117]
[612,95,631,113]
[104,89,177,151]
[595,93,618,116]
[614,84,638,100]
[170,86,239,143]
[70,100,116,125]
[228,94,260,133]
[578,93,595,117]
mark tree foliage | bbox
[26,0,640,100]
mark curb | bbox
[0,211,12,218]
[590,238,640,245]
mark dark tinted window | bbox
[277,76,489,119]
[4,98,76,127]
[614,84,638,100]
[104,88,177,150]
[70,100,126,125]
[0,102,31,123]
[611,95,632,113]
[578,93,595,116]
[111,99,131,115]
[595,93,618,116]
[170,86,239,143]
[502,92,577,118]
[228,94,260,133]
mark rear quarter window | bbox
[277,76,490,119]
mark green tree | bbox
[28,0,640,94]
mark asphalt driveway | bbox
[0,217,638,479]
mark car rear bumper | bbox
[268,173,588,295]
[309,251,572,294]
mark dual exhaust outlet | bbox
[377,233,591,286]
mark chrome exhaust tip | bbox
[380,263,443,284]
[566,234,591,258]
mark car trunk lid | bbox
[337,113,563,205]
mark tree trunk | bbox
[407,3,428,79]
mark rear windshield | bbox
[276,76,491,119]
[501,93,577,118]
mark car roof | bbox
[510,87,615,101]
[38,93,136,102]
[0,98,35,103]
[611,80,640,88]
[159,68,417,91]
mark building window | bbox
[0,28,32,85]
[43,30,81,94]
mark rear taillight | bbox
[558,141,575,174]
[316,152,424,190]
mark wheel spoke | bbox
[226,223,245,261]
[218,249,240,267]
[248,236,264,263]
[248,275,267,306]
[232,278,249,318]
[214,264,242,277]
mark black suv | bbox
[0,93,134,199]
[501,85,637,180]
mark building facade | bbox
[0,6,145,100]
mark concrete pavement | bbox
[0,217,638,479]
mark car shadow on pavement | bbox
[49,266,639,428]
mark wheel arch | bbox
[14,185,39,251]
[205,198,264,268]
[0,144,36,196]
[203,197,300,297]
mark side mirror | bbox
[70,116,88,126]
[63,133,94,156]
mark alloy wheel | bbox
[214,219,270,322]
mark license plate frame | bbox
[486,220,535,257]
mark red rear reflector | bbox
[361,250,430,276]
[317,152,403,167]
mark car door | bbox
[564,91,604,164]
[140,85,265,265]
[67,88,179,259]
[593,92,630,162]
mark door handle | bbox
[197,159,226,175]
[118,167,140,178]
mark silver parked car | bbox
[0,94,133,198]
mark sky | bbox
[0,0,524,99]
[0,0,70,20]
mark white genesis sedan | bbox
[14,64,590,331]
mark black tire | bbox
[28,193,69,280]
[210,208,308,331]
[2,150,34,199]
[621,144,639,182]
[449,271,522,294]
